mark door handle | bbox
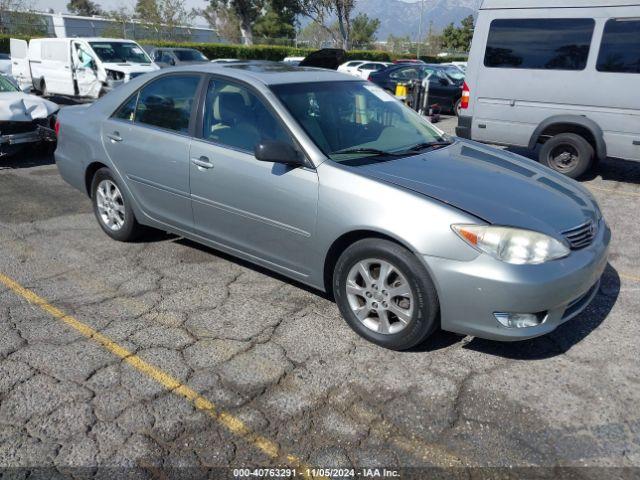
[633,140,640,146]
[192,156,214,169]
[106,132,122,142]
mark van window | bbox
[484,19,595,70]
[42,42,69,62]
[597,18,640,74]
[134,75,200,133]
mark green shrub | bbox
[0,33,454,64]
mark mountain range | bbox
[352,0,482,40]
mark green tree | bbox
[206,0,264,45]
[67,0,102,16]
[440,14,474,53]
[253,0,300,41]
[350,12,379,48]
[298,0,355,50]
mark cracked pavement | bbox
[0,116,639,476]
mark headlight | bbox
[452,225,570,265]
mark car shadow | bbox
[0,149,55,170]
[163,239,619,358]
[462,264,620,360]
[173,237,332,299]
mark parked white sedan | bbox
[355,61,392,79]
[337,60,367,76]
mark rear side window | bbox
[42,42,69,62]
[485,18,595,70]
[134,75,200,133]
[597,18,640,74]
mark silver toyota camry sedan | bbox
[55,62,610,351]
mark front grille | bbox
[562,220,597,250]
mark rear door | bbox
[102,73,203,230]
[9,38,31,90]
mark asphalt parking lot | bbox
[0,114,639,477]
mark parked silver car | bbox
[55,62,610,350]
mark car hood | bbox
[101,62,160,73]
[353,141,599,236]
[0,92,59,122]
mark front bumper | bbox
[0,125,56,147]
[424,220,611,341]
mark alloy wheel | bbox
[345,258,414,335]
[96,180,125,231]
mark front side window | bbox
[89,42,152,64]
[597,18,640,74]
[202,78,292,152]
[484,18,595,70]
[113,93,138,122]
[134,75,200,133]
[272,81,448,163]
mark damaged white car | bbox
[10,38,159,100]
[0,75,58,157]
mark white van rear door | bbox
[9,38,31,90]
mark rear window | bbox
[597,18,640,74]
[484,18,595,70]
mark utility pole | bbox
[416,0,425,59]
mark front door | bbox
[189,77,319,278]
[102,74,202,230]
[72,41,101,98]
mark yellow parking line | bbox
[620,272,640,283]
[588,185,640,198]
[0,272,324,479]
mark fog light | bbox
[494,312,546,329]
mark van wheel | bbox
[539,133,594,179]
[91,168,144,242]
[454,99,462,117]
[333,239,440,351]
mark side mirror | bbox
[255,140,304,167]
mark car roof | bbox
[481,0,639,8]
[166,61,362,86]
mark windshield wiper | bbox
[406,140,454,153]
[331,147,403,157]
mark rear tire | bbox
[333,239,440,351]
[91,168,143,242]
[539,133,594,179]
[454,99,462,117]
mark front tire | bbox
[91,168,143,242]
[539,133,594,179]
[333,239,440,351]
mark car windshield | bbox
[272,81,449,163]
[443,66,465,81]
[174,49,208,62]
[0,75,19,92]
[89,42,151,64]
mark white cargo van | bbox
[457,0,640,178]
[10,38,159,99]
